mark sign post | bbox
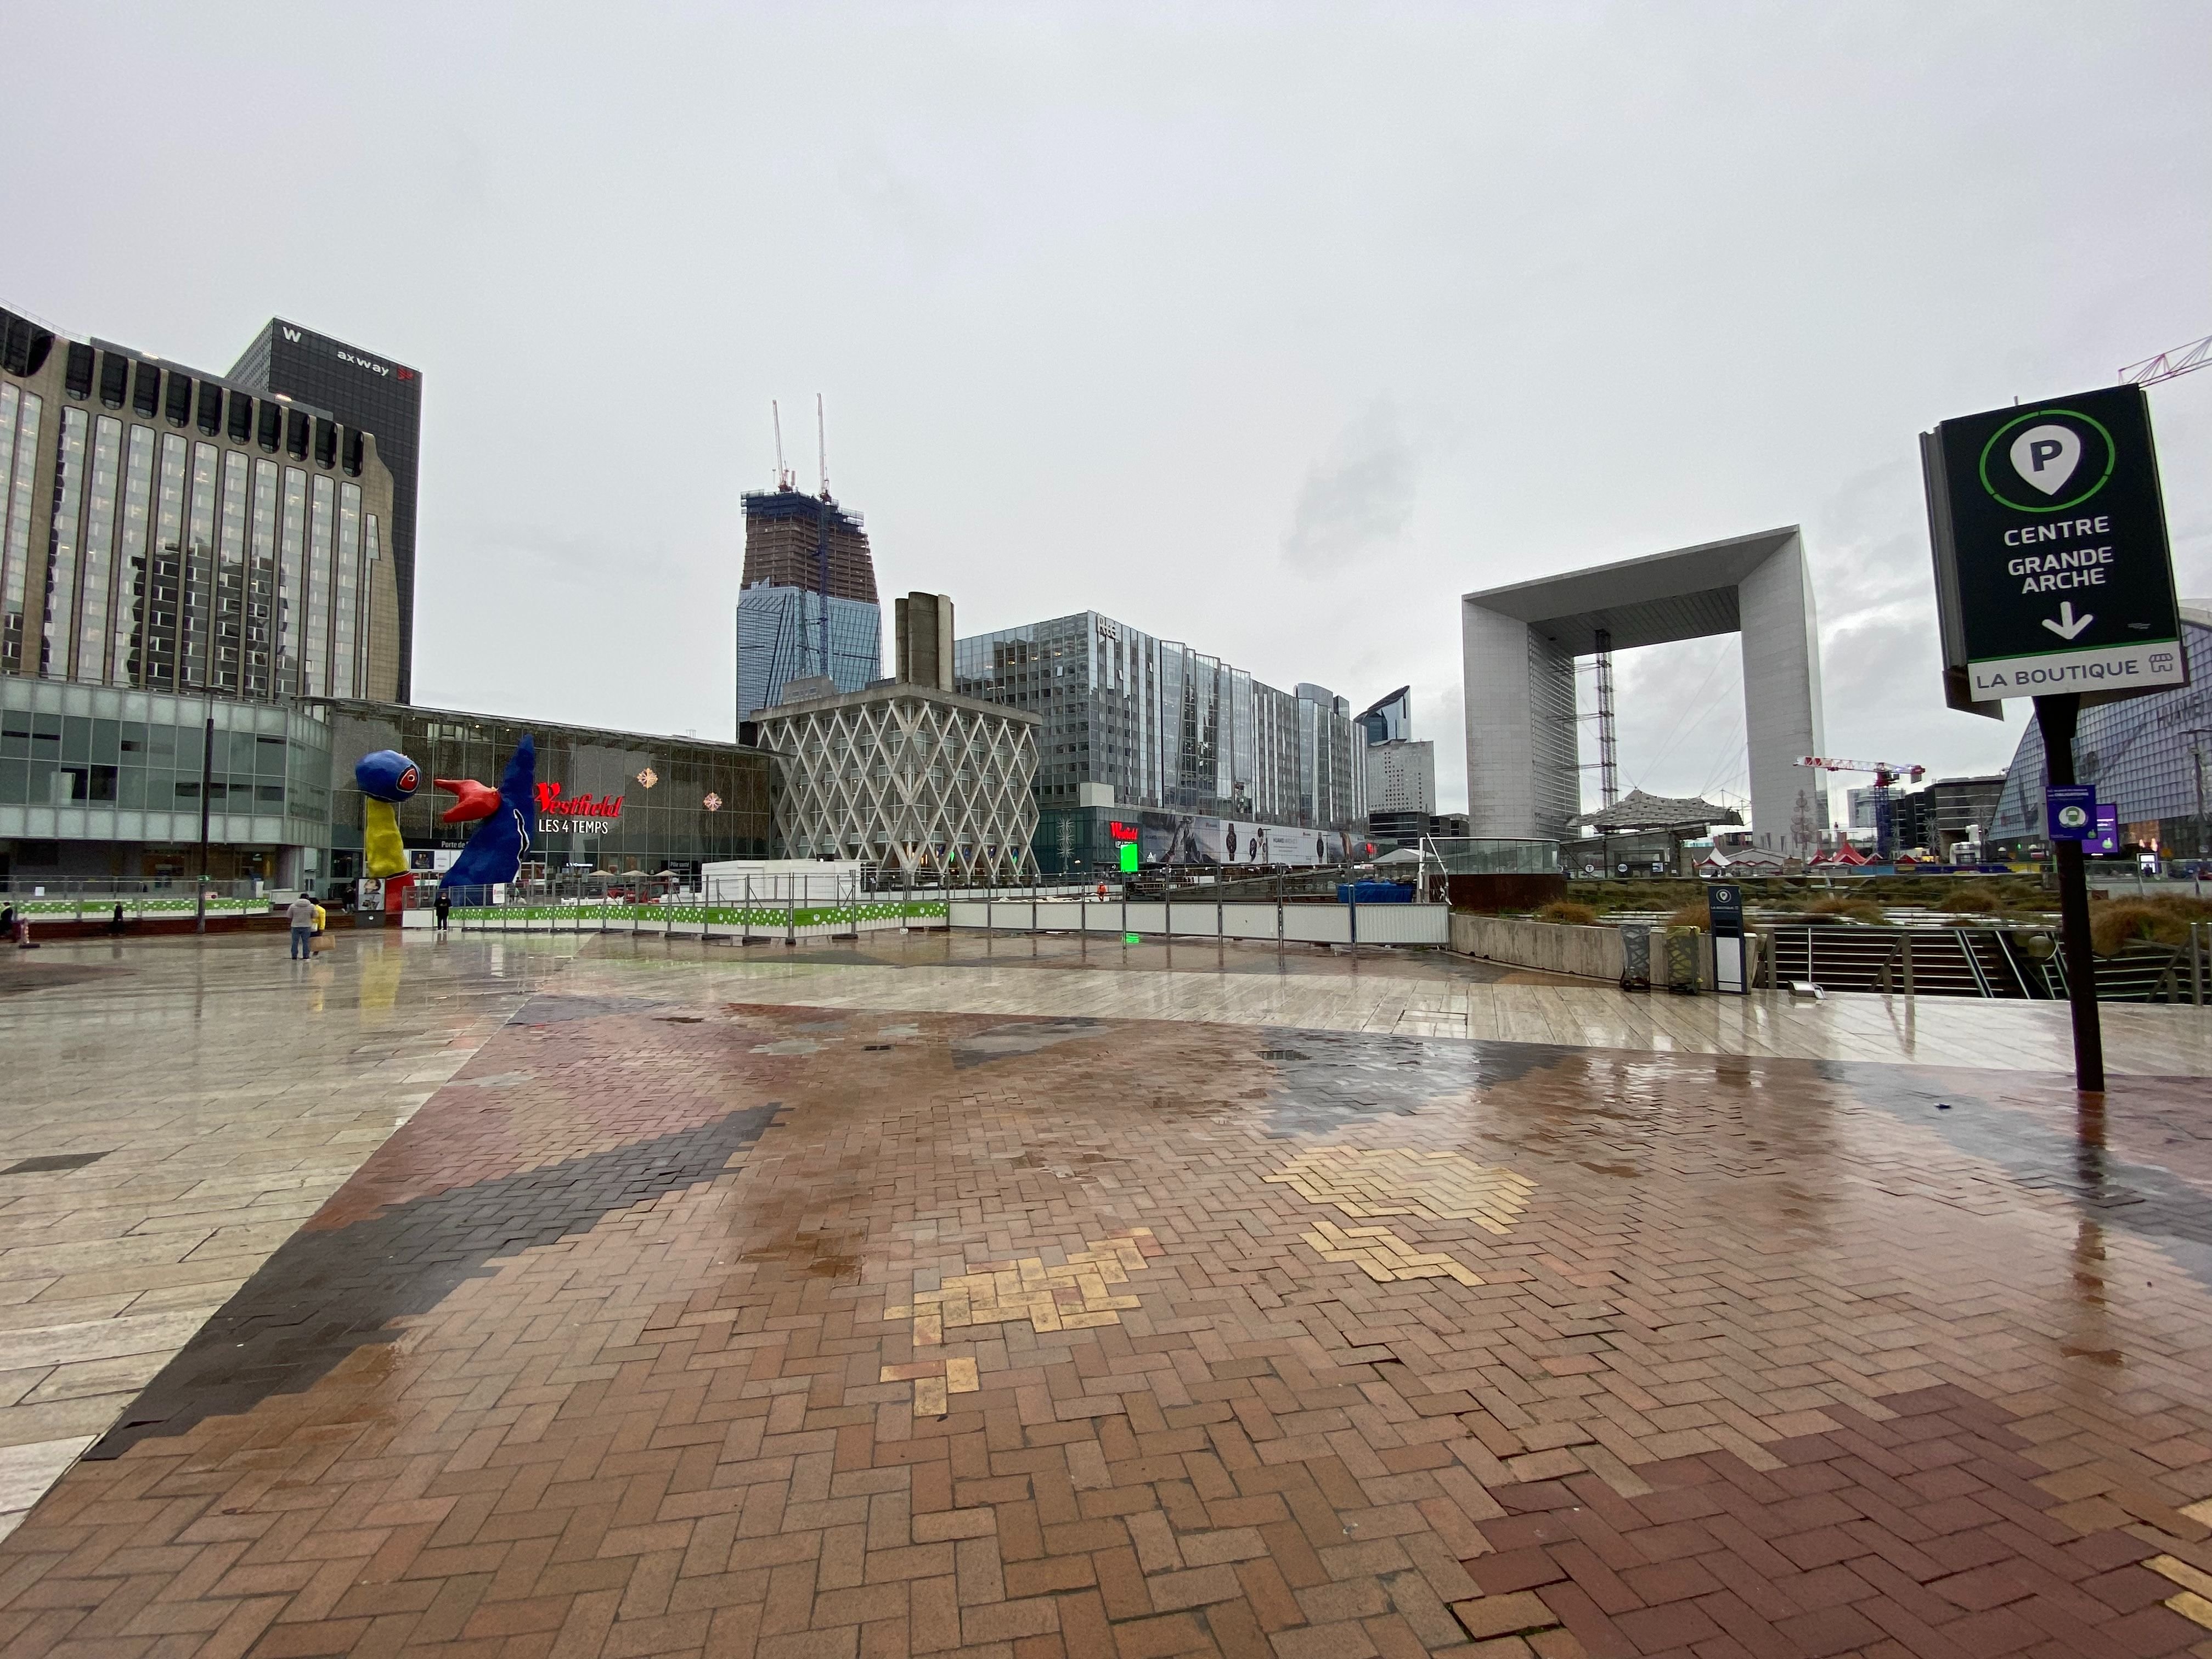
[1707,883,1746,994]
[1923,382,2185,1093]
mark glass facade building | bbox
[1986,606,2212,857]
[0,303,402,707]
[317,699,773,883]
[229,320,422,702]
[0,673,331,885]
[953,610,1365,873]
[733,488,882,720]
[735,586,882,719]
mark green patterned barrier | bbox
[453,901,949,928]
[17,897,271,918]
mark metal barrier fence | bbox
[3,879,274,925]
[946,896,1450,948]
[1756,922,2207,1003]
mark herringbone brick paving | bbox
[1,993,2209,1659]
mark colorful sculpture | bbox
[354,750,419,906]
[437,736,537,891]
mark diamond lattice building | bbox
[748,682,1040,881]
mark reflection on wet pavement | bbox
[2,931,2211,1656]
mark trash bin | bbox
[1665,926,1702,995]
[1620,924,1651,992]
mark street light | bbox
[2184,727,2211,898]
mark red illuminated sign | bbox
[1108,820,1140,843]
[536,783,624,819]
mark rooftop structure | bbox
[1568,788,1742,834]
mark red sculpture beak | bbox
[435,777,500,824]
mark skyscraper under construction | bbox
[733,487,881,721]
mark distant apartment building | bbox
[734,487,881,721]
[953,609,1364,873]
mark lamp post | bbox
[2184,727,2211,898]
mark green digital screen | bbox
[1119,843,1140,873]
[1125,933,1141,944]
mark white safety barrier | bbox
[947,898,1448,947]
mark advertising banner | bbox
[2044,785,2095,843]
[1134,813,1348,867]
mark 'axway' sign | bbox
[1922,383,2185,709]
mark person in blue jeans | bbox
[286,892,318,959]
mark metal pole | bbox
[1901,933,1913,1002]
[195,710,213,933]
[2191,738,2207,898]
[2036,695,2104,1092]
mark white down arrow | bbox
[2041,602,2094,640]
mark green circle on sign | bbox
[1978,408,2116,512]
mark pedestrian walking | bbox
[435,889,451,933]
[287,891,317,960]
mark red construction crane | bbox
[1797,755,1927,789]
[2120,334,2211,387]
[1798,757,1926,860]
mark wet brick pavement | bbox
[2,990,2211,1659]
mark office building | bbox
[953,610,1365,873]
[734,488,881,720]
[1367,741,1435,815]
[1364,738,1438,845]
[1357,685,1412,746]
[1985,602,2212,857]
[2,299,403,889]
[230,319,422,701]
[748,680,1038,881]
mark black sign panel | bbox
[1706,883,1743,938]
[1922,383,2182,707]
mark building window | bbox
[40,407,90,679]
[227,392,252,444]
[75,415,123,685]
[164,373,191,427]
[132,363,160,419]
[341,428,363,476]
[0,313,54,377]
[195,381,222,436]
[313,418,335,469]
[64,342,95,399]
[98,353,128,410]
[286,410,309,460]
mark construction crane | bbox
[812,394,832,683]
[2120,334,2211,387]
[770,400,795,491]
[1798,755,1927,862]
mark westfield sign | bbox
[535,782,624,819]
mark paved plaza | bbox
[1,930,2211,1659]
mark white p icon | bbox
[2010,424,2081,495]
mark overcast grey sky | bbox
[8,2,2208,822]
